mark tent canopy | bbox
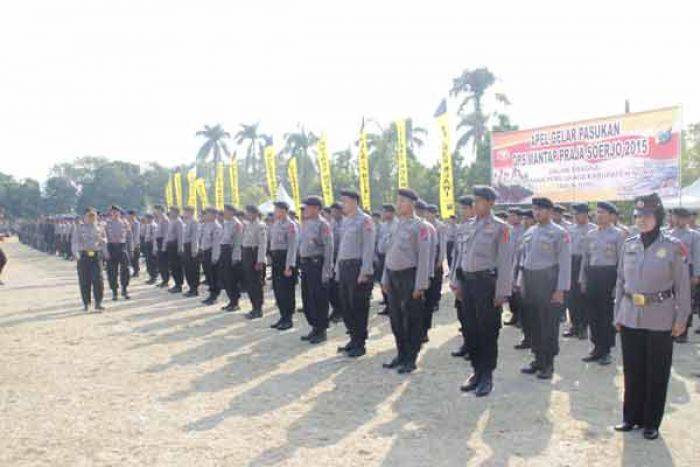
[257,185,295,214]
[662,178,700,209]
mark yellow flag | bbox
[358,130,371,211]
[215,162,224,210]
[228,154,239,208]
[187,169,197,209]
[264,145,277,197]
[317,134,334,205]
[436,102,454,218]
[165,175,174,208]
[395,119,408,188]
[196,178,209,208]
[287,157,301,213]
[173,172,184,210]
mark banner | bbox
[395,119,408,188]
[358,129,371,211]
[435,100,455,218]
[228,155,239,208]
[165,176,174,208]
[196,178,209,208]
[187,169,197,209]
[491,107,682,203]
[264,145,277,197]
[317,134,334,205]
[215,162,224,210]
[287,157,301,213]
[173,172,184,210]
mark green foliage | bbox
[681,123,700,186]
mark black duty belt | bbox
[461,269,496,280]
[300,255,323,264]
[624,289,674,307]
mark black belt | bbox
[461,269,496,280]
[300,255,323,264]
[624,289,673,306]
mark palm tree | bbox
[234,123,269,180]
[282,124,319,197]
[195,124,231,182]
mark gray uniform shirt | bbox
[381,214,432,292]
[269,217,298,268]
[166,217,185,254]
[520,221,571,291]
[299,217,334,281]
[614,234,691,331]
[242,220,268,264]
[72,222,107,257]
[570,222,597,256]
[230,218,244,262]
[431,219,447,267]
[669,227,700,275]
[336,210,376,277]
[182,218,199,257]
[131,220,141,246]
[105,218,131,244]
[579,225,626,287]
[376,218,396,255]
[200,221,223,263]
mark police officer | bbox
[424,204,446,341]
[154,205,170,287]
[299,196,334,344]
[519,197,571,380]
[72,208,107,311]
[564,203,597,339]
[504,208,525,326]
[451,195,475,358]
[381,188,431,373]
[336,190,376,357]
[667,207,700,342]
[201,207,224,305]
[580,202,625,365]
[219,205,244,311]
[128,210,141,278]
[166,207,185,293]
[328,202,344,322]
[613,193,690,440]
[375,203,396,315]
[242,205,267,319]
[452,186,513,396]
[182,206,201,297]
[105,205,132,300]
[268,201,298,329]
[143,213,159,284]
[513,209,535,350]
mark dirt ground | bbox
[0,238,698,466]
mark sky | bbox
[1,0,698,182]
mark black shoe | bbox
[563,329,576,338]
[504,318,518,326]
[397,362,416,374]
[270,319,281,329]
[377,308,390,316]
[221,303,234,311]
[224,303,239,312]
[582,353,602,362]
[246,309,263,320]
[577,329,588,340]
[643,428,659,440]
[309,330,327,344]
[301,330,315,341]
[598,353,612,366]
[514,341,531,350]
[94,304,105,311]
[168,286,182,293]
[329,311,342,323]
[460,373,480,392]
[421,334,429,344]
[383,357,402,369]
[614,422,637,432]
[145,278,156,285]
[277,321,293,331]
[158,282,169,288]
[475,373,493,397]
[83,304,89,311]
[337,341,354,353]
[132,272,139,278]
[184,290,198,297]
[201,296,216,305]
[451,345,468,357]
[112,293,118,301]
[122,290,130,300]
[537,366,554,380]
[347,346,366,358]
[521,361,540,375]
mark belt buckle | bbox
[87,250,95,257]
[632,293,646,307]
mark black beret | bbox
[495,211,508,219]
[553,204,566,213]
[674,207,692,217]
[427,204,439,213]
[245,205,260,215]
[127,210,137,215]
[204,207,218,214]
[596,201,617,214]
[145,213,154,219]
[507,207,522,215]
[169,206,180,214]
[473,185,498,202]
[184,206,195,212]
[521,209,534,219]
[273,201,289,210]
[458,195,474,207]
[153,204,164,211]
[397,188,419,202]
[532,197,554,209]
[84,207,96,214]
[224,204,236,211]
[571,203,589,214]
[633,193,663,216]
[110,204,122,212]
[330,202,342,210]
[340,190,360,201]
[415,199,428,210]
[303,196,323,207]
[322,207,331,213]
[371,211,381,217]
[382,203,396,212]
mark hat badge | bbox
[636,200,644,208]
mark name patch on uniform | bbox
[656,248,667,259]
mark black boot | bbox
[309,330,327,344]
[475,372,493,397]
[460,373,480,392]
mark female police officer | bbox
[613,193,691,440]
[72,208,107,311]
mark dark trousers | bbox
[271,250,296,320]
[219,245,240,304]
[568,255,586,332]
[509,289,523,326]
[106,243,130,293]
[78,251,104,305]
[424,266,443,333]
[387,268,425,364]
[0,246,6,276]
[167,241,183,287]
[454,269,468,345]
[338,259,373,345]
[183,243,200,292]
[157,238,169,283]
[242,247,264,311]
[585,265,617,354]
[301,256,330,330]
[201,248,220,298]
[144,242,158,279]
[459,271,501,374]
[446,241,454,270]
[620,326,673,430]
[376,254,388,305]
[523,267,561,368]
[131,245,141,276]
